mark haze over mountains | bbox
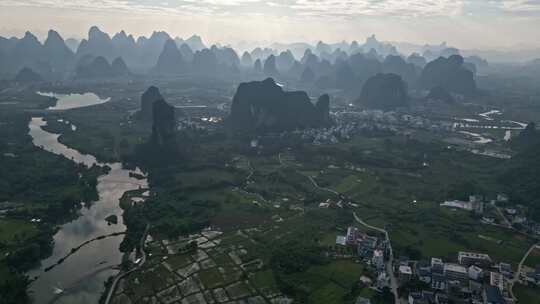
[3,26,540,114]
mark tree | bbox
[0,273,31,304]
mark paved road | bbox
[245,160,254,182]
[495,206,513,228]
[509,243,540,300]
[278,153,284,166]
[305,174,340,196]
[353,212,399,304]
[104,224,149,304]
[281,154,397,302]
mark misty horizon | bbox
[1,0,540,52]
[2,2,540,304]
[2,25,540,66]
[3,26,540,53]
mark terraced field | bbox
[111,229,291,304]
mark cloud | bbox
[289,0,465,18]
[499,0,540,12]
[0,0,241,16]
[2,0,540,18]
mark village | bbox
[330,192,540,304]
[336,222,540,304]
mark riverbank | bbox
[26,114,148,304]
[0,111,101,303]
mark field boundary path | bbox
[104,224,150,304]
[353,212,400,304]
[509,243,540,300]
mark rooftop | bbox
[469,265,483,272]
[399,265,413,275]
[444,263,467,274]
[458,251,491,260]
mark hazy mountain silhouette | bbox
[179,44,194,62]
[138,86,164,121]
[65,38,80,52]
[407,53,427,68]
[112,30,138,65]
[184,35,206,51]
[348,53,382,84]
[300,67,315,83]
[75,55,129,79]
[228,78,330,132]
[192,49,218,75]
[43,30,74,72]
[241,51,253,68]
[111,57,130,76]
[356,73,408,110]
[10,32,44,73]
[137,31,172,68]
[263,55,279,77]
[382,55,418,85]
[211,46,240,68]
[15,67,43,82]
[151,99,176,146]
[76,26,116,60]
[154,39,185,75]
[419,55,477,96]
[276,50,295,72]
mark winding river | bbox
[26,94,147,304]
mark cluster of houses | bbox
[441,193,540,236]
[524,265,540,286]
[404,251,512,304]
[292,122,356,145]
[337,227,393,291]
[336,227,387,264]
[281,107,458,146]
[338,224,538,304]
[335,109,455,133]
[441,195,486,216]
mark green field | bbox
[525,248,540,268]
[515,284,540,304]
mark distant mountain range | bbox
[3,26,530,108]
[0,26,208,78]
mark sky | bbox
[0,0,539,50]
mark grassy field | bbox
[282,135,534,265]
[284,260,365,304]
[525,248,540,268]
[27,81,536,303]
[514,284,540,304]
[0,219,38,244]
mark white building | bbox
[399,265,413,282]
[468,265,483,281]
[444,263,468,281]
[497,194,509,202]
[372,249,384,270]
[346,227,359,244]
[431,257,444,274]
[440,200,473,211]
[458,251,492,266]
[490,272,504,291]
